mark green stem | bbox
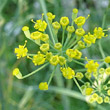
[80,58,104,62]
[66,35,76,48]
[48,66,57,85]
[72,59,85,66]
[27,53,36,56]
[39,0,55,45]
[98,42,109,67]
[68,39,79,49]
[21,63,49,79]
[73,78,83,94]
[62,27,65,45]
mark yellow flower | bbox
[74,16,86,26]
[39,82,48,90]
[72,8,78,22]
[92,93,98,101]
[75,28,85,36]
[83,32,96,44]
[60,16,69,27]
[78,40,85,49]
[47,12,55,22]
[66,26,75,33]
[34,20,47,32]
[59,56,66,66]
[54,43,62,50]
[13,68,22,79]
[40,33,49,42]
[31,31,42,40]
[99,68,105,74]
[52,21,61,29]
[104,56,110,63]
[85,72,91,79]
[22,26,30,39]
[60,67,75,79]
[66,49,76,58]
[74,49,82,59]
[104,96,109,103]
[40,43,49,52]
[73,8,78,14]
[14,41,28,59]
[50,55,59,66]
[85,60,99,73]
[76,72,84,80]
[94,27,105,39]
[107,89,110,96]
[32,51,45,66]
[89,97,95,103]
[46,52,52,61]
[96,96,103,104]
[105,67,110,75]
[85,88,93,95]
[22,26,29,31]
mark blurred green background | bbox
[0,0,110,110]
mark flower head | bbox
[13,68,22,79]
[46,52,52,61]
[34,20,47,32]
[32,51,45,66]
[31,31,42,40]
[96,96,103,104]
[54,43,62,50]
[52,21,61,29]
[94,27,105,39]
[47,12,55,22]
[76,72,84,80]
[40,43,49,52]
[85,60,99,73]
[66,49,76,58]
[50,55,59,66]
[39,82,48,90]
[14,41,28,59]
[59,56,66,66]
[74,16,86,26]
[83,32,96,44]
[73,8,78,14]
[60,17,69,27]
[104,96,109,103]
[75,28,85,36]
[104,56,110,63]
[66,26,75,33]
[74,49,82,59]
[105,67,110,75]
[60,67,75,79]
[78,40,85,49]
[22,26,29,31]
[85,88,93,95]
[40,34,49,42]
[92,93,98,101]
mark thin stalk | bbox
[62,27,65,45]
[73,78,83,94]
[72,59,85,66]
[66,35,76,48]
[48,66,57,85]
[80,58,104,62]
[21,63,49,79]
[39,0,55,44]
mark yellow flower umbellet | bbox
[32,51,45,66]
[13,9,110,104]
[14,40,28,59]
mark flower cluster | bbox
[81,60,110,104]
[13,8,109,104]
